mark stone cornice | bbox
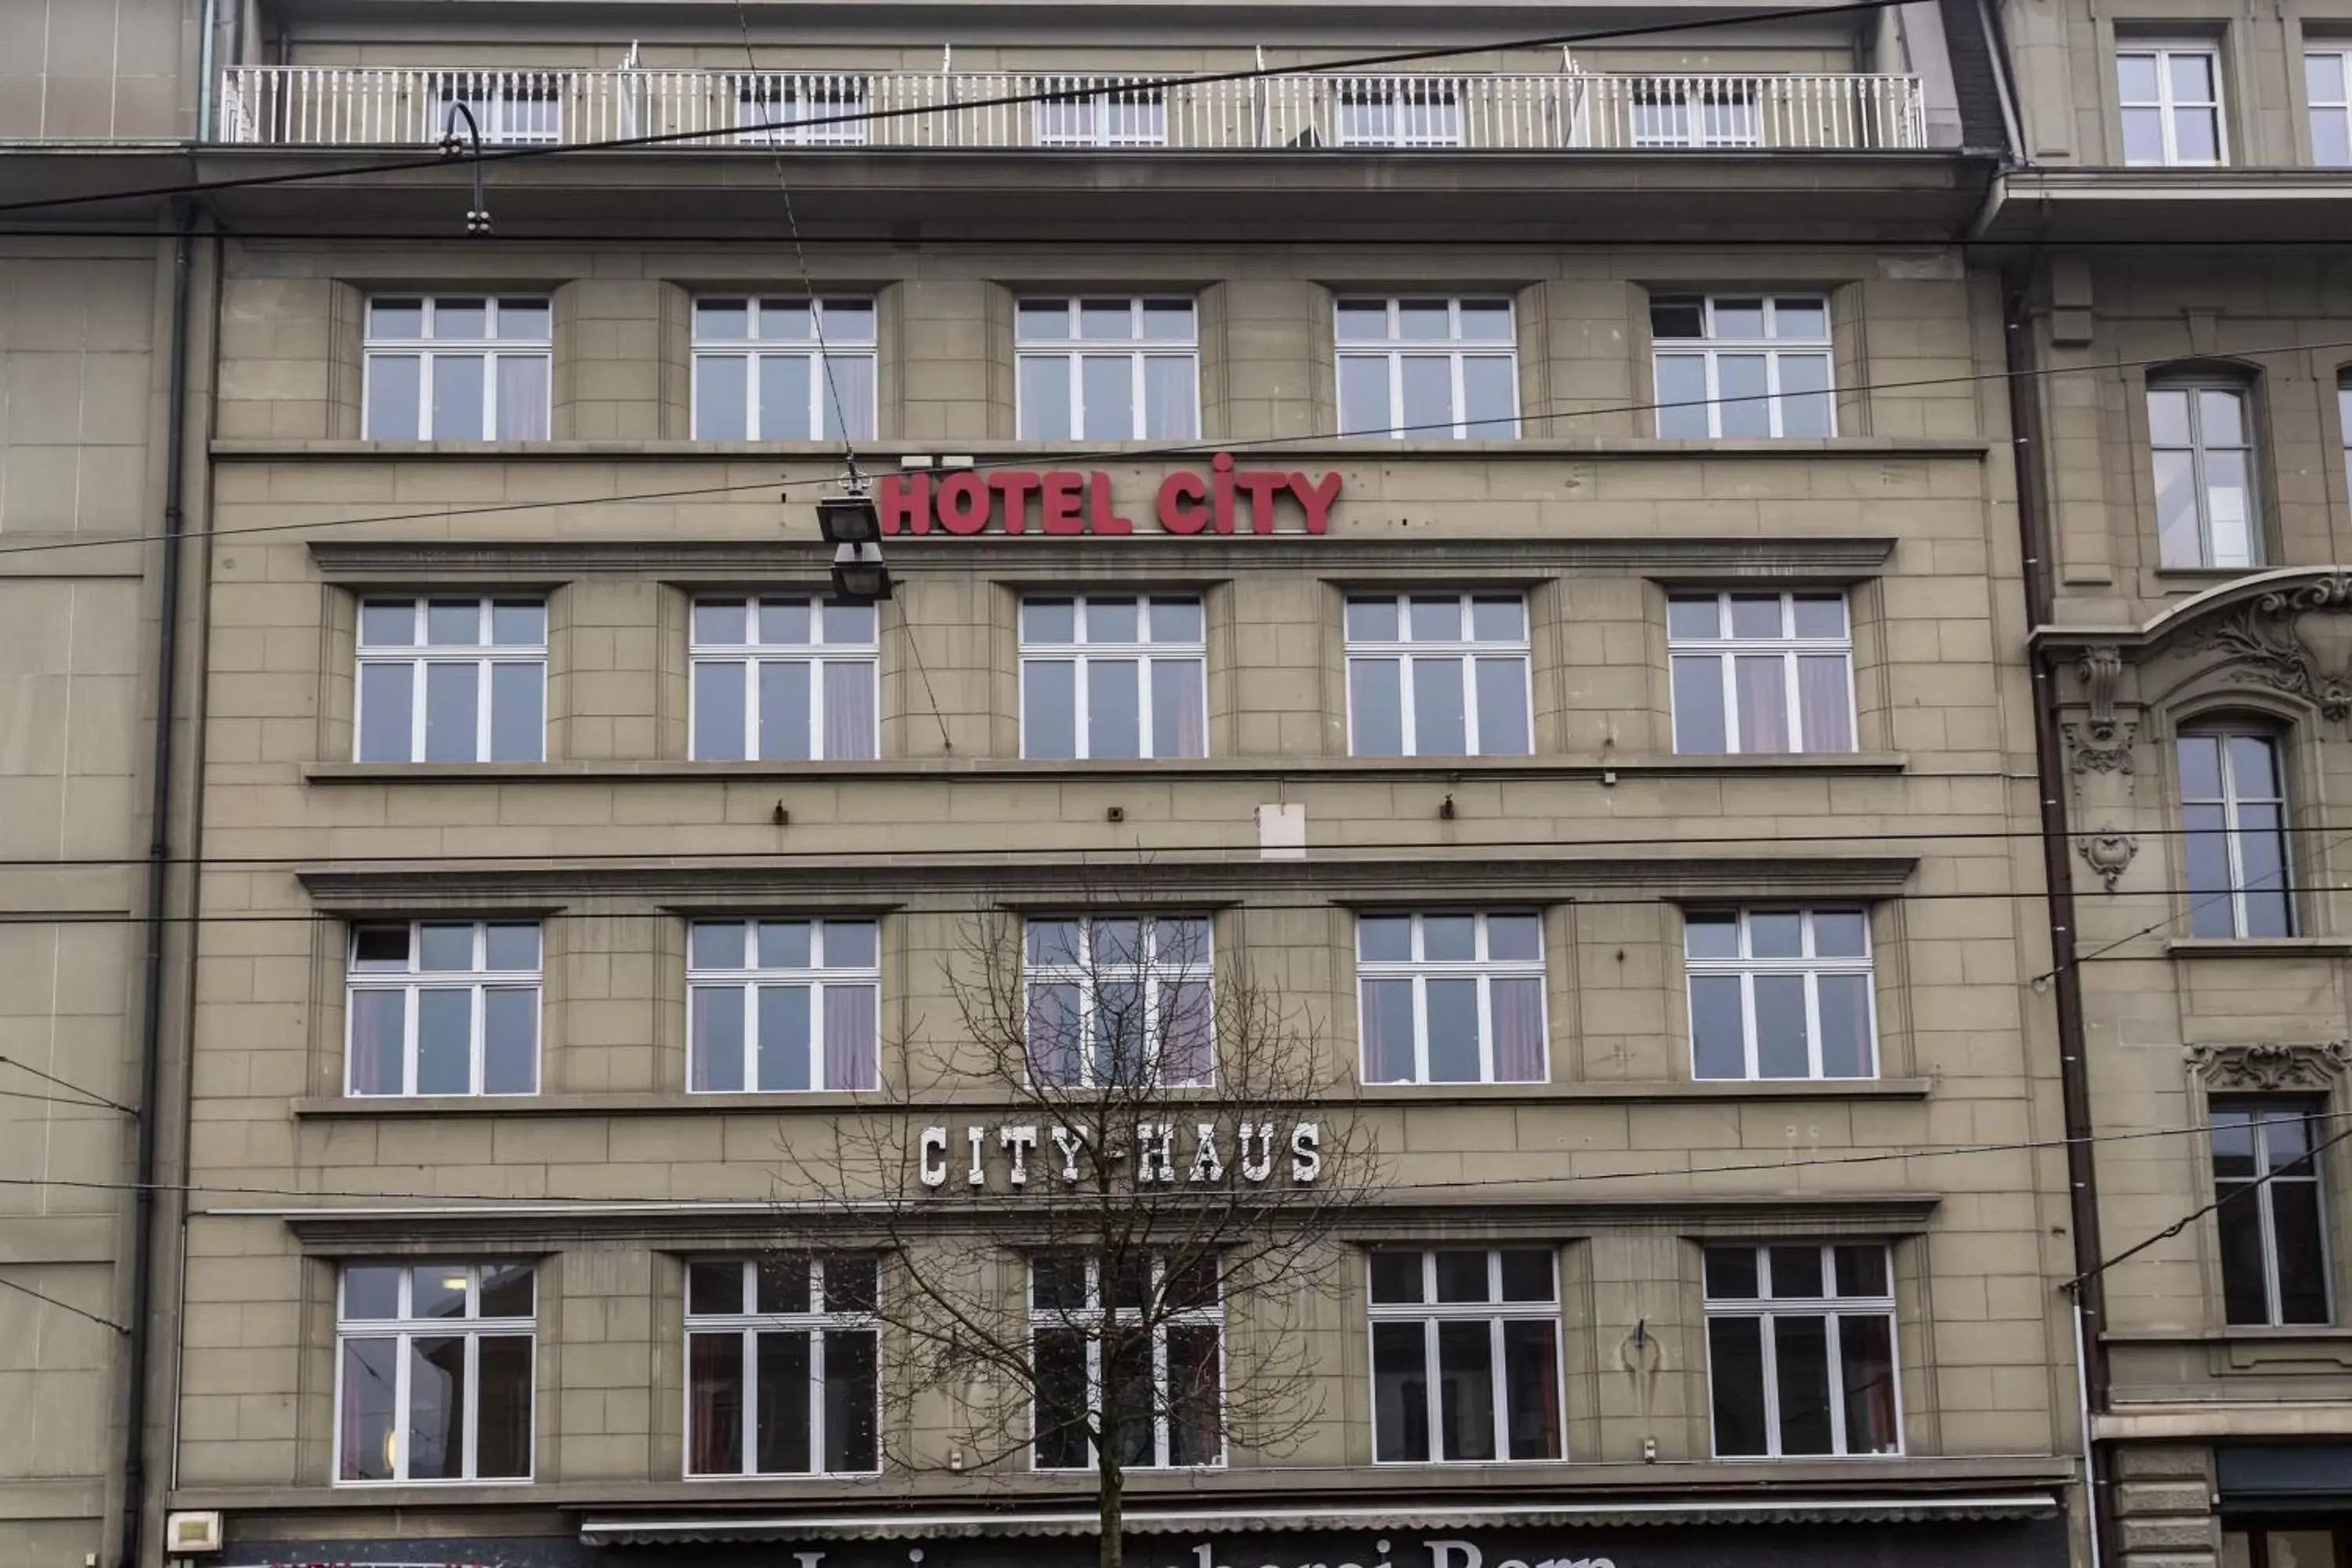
[2186,1040,2350,1091]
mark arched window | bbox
[2178,724,2292,938]
[2149,372,2257,569]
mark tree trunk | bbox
[1098,1452,1126,1568]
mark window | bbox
[1651,294,1834,439]
[2118,44,2224,165]
[1630,82,1762,148]
[1368,1250,1561,1464]
[735,75,869,146]
[690,598,878,760]
[1025,916,1213,1087]
[363,296,550,441]
[1345,594,1530,757]
[2212,1101,2332,1326]
[1016,298,1198,441]
[1704,1244,1899,1457]
[347,922,541,1098]
[1668,591,1855,754]
[1032,1252,1223,1470]
[1358,913,1546,1085]
[691,297,877,442]
[1684,909,1875,1081]
[1020,596,1206,760]
[1335,298,1518,441]
[688,920,880,1093]
[2180,730,2292,938]
[439,74,561,145]
[1335,78,1464,147]
[685,1255,880,1475]
[2310,51,2352,164]
[337,1262,534,1483]
[1036,82,1167,147]
[2151,379,2257,568]
[356,597,546,764]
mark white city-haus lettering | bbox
[919,1120,1323,1188]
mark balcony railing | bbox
[216,67,1929,152]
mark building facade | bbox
[0,1,2111,1566]
[1994,0,2352,1556]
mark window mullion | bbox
[403,978,421,1096]
[1759,1313,1782,1456]
[392,1326,412,1480]
[809,1315,828,1473]
[1740,970,1759,1078]
[1823,1311,1847,1455]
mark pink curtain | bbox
[349,991,401,1094]
[1490,978,1545,1082]
[1160,979,1213,1085]
[496,355,550,441]
[823,984,878,1091]
[1163,658,1207,758]
[1734,655,1788,752]
[1797,655,1853,753]
[822,659,877,760]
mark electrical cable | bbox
[2067,1119,2352,1296]
[0,1274,130,1335]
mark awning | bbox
[579,1494,2061,1546]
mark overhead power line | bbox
[0,1274,129,1336]
[0,0,1919,219]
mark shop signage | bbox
[879,455,1344,536]
[920,1120,1322,1189]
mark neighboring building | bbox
[1991,0,2352,1559]
[0,2,2114,1567]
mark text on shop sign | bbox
[880,455,1343,536]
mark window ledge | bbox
[300,753,1911,786]
[2165,937,2352,960]
[212,437,1993,462]
[2103,1327,2352,1344]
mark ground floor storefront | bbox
[2115,1441,2352,1568]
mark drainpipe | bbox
[2004,274,2116,1568]
[121,201,195,1568]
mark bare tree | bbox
[769,895,1387,1568]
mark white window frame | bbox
[2310,49,2352,165]
[1029,1253,1226,1472]
[361,296,552,441]
[2117,42,2227,165]
[735,74,870,145]
[1334,297,1521,441]
[690,297,878,442]
[1667,590,1857,755]
[1682,909,1877,1082]
[1022,915,1215,1088]
[438,72,564,145]
[1018,595,1207,760]
[1034,81,1169,147]
[688,597,880,761]
[1356,912,1548,1086]
[1343,593,1533,758]
[2149,377,2259,569]
[686,919,882,1094]
[2180,729,2295,939]
[1334,77,1465,147]
[1014,297,1200,441]
[2211,1101,2333,1327]
[334,1262,535,1485]
[1650,294,1837,439]
[683,1255,883,1477]
[1701,1243,1902,1459]
[355,597,548,764]
[1364,1249,1564,1465]
[345,920,543,1098]
[1628,82,1763,148]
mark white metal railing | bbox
[213,67,1929,152]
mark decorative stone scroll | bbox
[2193,573,2352,722]
[2185,1040,2350,1092]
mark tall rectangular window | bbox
[685,1255,880,1476]
[2151,380,2257,568]
[1020,597,1206,760]
[1036,83,1168,147]
[357,597,546,764]
[1650,294,1834,440]
[1368,1249,1562,1464]
[1345,594,1530,757]
[2212,1102,2332,1327]
[347,921,541,1098]
[1668,592,1854,754]
[2118,45,2225,165]
[2180,731,2293,938]
[1357,913,1547,1085]
[735,76,869,145]
[688,920,880,1093]
[337,1262,534,1483]
[691,297,877,441]
[1704,1244,1900,1457]
[1025,916,1213,1087]
[1685,909,1875,1081]
[1016,298,1198,441]
[438,74,561,145]
[1630,82,1762,147]
[691,598,879,761]
[2310,51,2352,165]
[1032,1253,1224,1471]
[363,296,551,441]
[1335,298,1518,441]
[1335,78,1464,147]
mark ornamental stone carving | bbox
[2076,828,2138,891]
[2063,644,2138,781]
[2193,574,2352,722]
[2185,1040,2350,1091]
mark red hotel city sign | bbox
[878,454,1343,536]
